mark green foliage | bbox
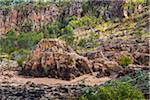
[17,32,43,49]
[44,16,77,38]
[60,16,78,29]
[0,0,13,6]
[11,49,30,66]
[80,16,95,28]
[59,25,76,47]
[69,16,96,29]
[46,21,61,38]
[132,0,145,3]
[0,30,42,66]
[118,70,149,93]
[69,20,82,29]
[118,55,132,68]
[61,25,73,35]
[0,30,43,54]
[80,81,145,100]
[132,30,146,37]
[0,30,17,53]
[78,32,99,49]
[123,0,145,12]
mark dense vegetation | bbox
[80,69,148,99]
[0,14,101,64]
[80,81,145,100]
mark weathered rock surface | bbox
[0,81,86,100]
[98,37,149,66]
[0,4,59,34]
[22,39,93,80]
[22,39,123,80]
[0,1,146,35]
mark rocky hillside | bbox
[0,0,149,100]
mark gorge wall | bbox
[0,4,59,34]
[0,0,145,35]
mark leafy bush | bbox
[118,55,132,68]
[118,70,149,97]
[59,25,76,47]
[69,20,83,29]
[69,16,96,29]
[17,32,44,49]
[80,81,145,100]
[132,30,146,38]
[60,16,78,28]
[80,16,95,28]
[46,21,61,38]
[0,30,17,53]
[0,30,39,66]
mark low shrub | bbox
[78,32,100,49]
[11,49,30,67]
[69,16,96,29]
[118,70,149,98]
[80,81,145,100]
[59,25,76,48]
[0,30,17,53]
[118,55,132,68]
[17,32,44,49]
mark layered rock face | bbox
[0,1,145,35]
[0,4,59,34]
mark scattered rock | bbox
[104,61,123,72]
[0,59,18,71]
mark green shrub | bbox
[132,30,146,37]
[59,25,76,47]
[11,49,30,67]
[78,32,99,49]
[17,32,43,49]
[46,21,61,38]
[69,20,83,29]
[60,16,78,28]
[118,55,132,68]
[0,30,17,53]
[118,70,149,96]
[80,16,95,28]
[80,81,145,100]
[69,16,96,29]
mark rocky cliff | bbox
[0,4,59,34]
[0,0,145,35]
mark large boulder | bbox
[22,39,93,80]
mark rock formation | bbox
[0,0,145,35]
[0,4,59,34]
[22,39,93,80]
[22,39,123,80]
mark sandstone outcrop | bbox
[22,39,123,80]
[22,39,93,80]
